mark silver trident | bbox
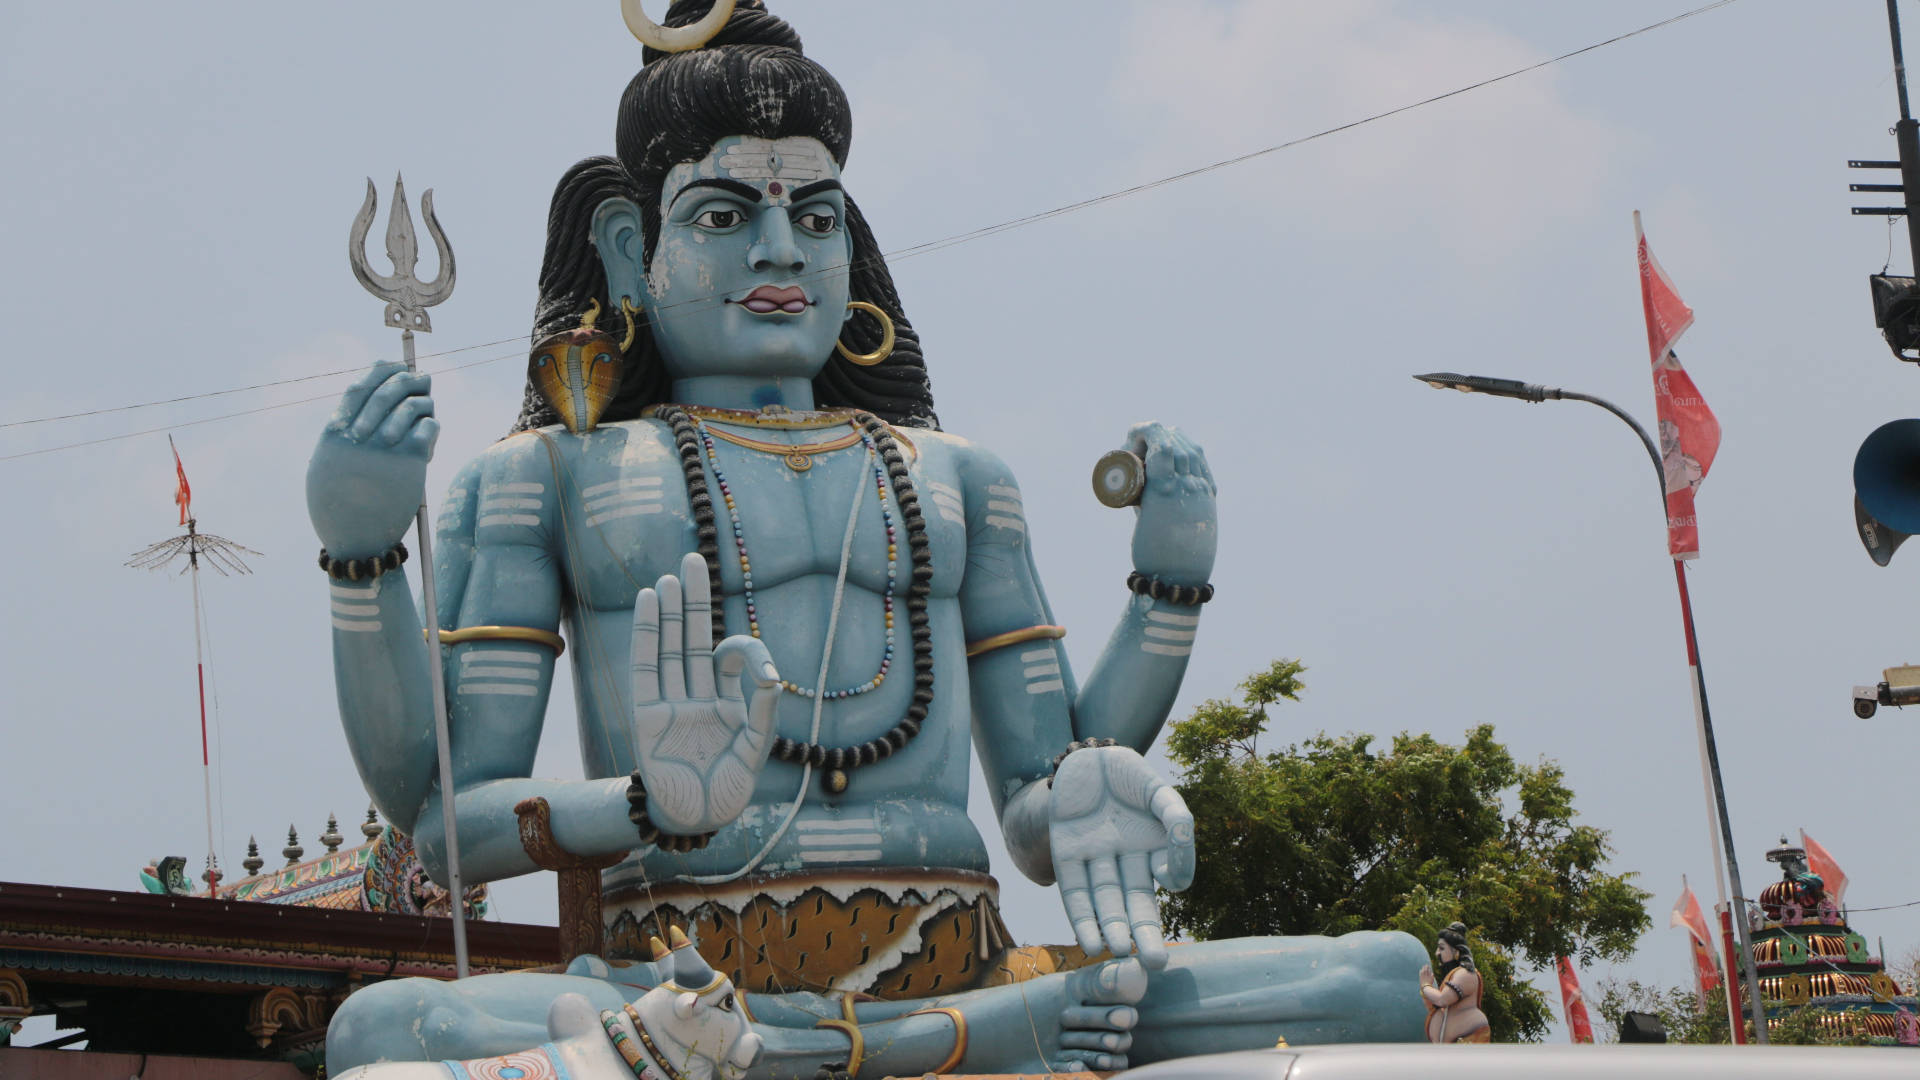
[348,174,469,979]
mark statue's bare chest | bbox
[552,422,967,612]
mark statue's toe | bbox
[1074,956,1148,1006]
[1059,1004,1138,1031]
[1062,1029,1131,1054]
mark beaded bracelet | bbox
[318,542,408,582]
[1126,571,1214,607]
[626,770,716,853]
[1050,737,1118,775]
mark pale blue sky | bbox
[4,0,1915,1043]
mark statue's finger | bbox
[1087,854,1133,958]
[1147,783,1197,890]
[330,361,405,430]
[630,587,662,704]
[655,572,686,700]
[1120,852,1167,970]
[717,636,780,762]
[679,551,716,699]
[1054,860,1104,956]
[348,370,430,442]
[376,395,436,447]
[401,416,441,460]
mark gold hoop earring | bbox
[836,301,895,367]
[619,296,641,352]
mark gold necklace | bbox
[653,403,857,431]
[702,422,865,472]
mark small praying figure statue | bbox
[1419,923,1490,1044]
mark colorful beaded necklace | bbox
[652,406,936,796]
[694,416,896,701]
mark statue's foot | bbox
[948,958,1146,1074]
[1054,958,1148,1071]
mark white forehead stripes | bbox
[664,136,837,208]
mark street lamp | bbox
[1415,371,1769,1045]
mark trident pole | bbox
[349,175,467,977]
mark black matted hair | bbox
[1436,922,1477,976]
[511,0,937,433]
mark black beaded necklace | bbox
[652,405,935,795]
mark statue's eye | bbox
[719,993,735,1012]
[692,209,744,230]
[794,212,837,236]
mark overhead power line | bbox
[0,0,1743,454]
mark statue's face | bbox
[1435,940,1457,964]
[601,135,853,383]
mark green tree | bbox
[1162,659,1653,1042]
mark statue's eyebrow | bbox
[788,179,844,203]
[671,178,763,208]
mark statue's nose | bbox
[747,206,805,275]
[733,1031,765,1068]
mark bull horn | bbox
[622,0,735,54]
[650,936,671,960]
[669,925,692,949]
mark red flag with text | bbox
[170,435,192,526]
[1636,212,1719,560]
[1558,956,1595,1044]
[1671,876,1722,1007]
[1800,831,1850,906]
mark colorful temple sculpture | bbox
[139,809,488,918]
[1749,837,1919,1045]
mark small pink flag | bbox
[1671,877,1722,1007]
[1800,831,1850,907]
[1558,956,1595,1044]
[1636,212,1720,560]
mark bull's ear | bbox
[673,991,701,1021]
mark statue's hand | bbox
[306,361,438,556]
[630,552,782,837]
[1049,745,1196,970]
[1124,422,1218,585]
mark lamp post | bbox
[1415,372,1769,1045]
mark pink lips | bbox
[736,285,810,314]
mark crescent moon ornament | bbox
[622,0,735,53]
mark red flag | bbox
[1800,830,1850,907]
[170,436,192,526]
[1671,876,1723,1007]
[1558,956,1595,1044]
[1636,212,1720,560]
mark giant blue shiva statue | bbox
[307,2,1424,1074]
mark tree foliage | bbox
[1162,659,1653,1042]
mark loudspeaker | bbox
[1853,419,1920,563]
[1617,1011,1668,1044]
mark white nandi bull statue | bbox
[333,927,763,1080]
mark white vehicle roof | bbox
[1122,1044,1914,1080]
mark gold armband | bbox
[906,1008,968,1075]
[965,624,1066,659]
[425,625,566,656]
[813,1019,865,1079]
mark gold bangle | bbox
[426,625,566,656]
[965,624,1066,659]
[906,1008,967,1075]
[814,1019,864,1079]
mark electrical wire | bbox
[0,349,518,463]
[0,0,1742,444]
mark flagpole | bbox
[188,519,219,897]
[1669,559,1766,1043]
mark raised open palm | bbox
[1049,744,1196,970]
[630,552,781,838]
